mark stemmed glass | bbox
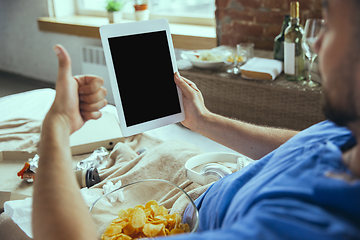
[226,44,248,74]
[302,18,324,87]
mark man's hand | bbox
[174,72,211,131]
[174,72,298,159]
[33,45,103,240]
[47,45,107,134]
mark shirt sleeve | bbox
[161,198,360,240]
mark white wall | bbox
[0,0,102,84]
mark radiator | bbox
[81,45,115,105]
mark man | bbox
[33,0,360,239]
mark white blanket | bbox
[0,88,239,239]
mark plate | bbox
[181,49,231,69]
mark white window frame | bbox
[74,0,216,26]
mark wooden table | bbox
[179,50,325,131]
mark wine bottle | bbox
[284,2,305,81]
[274,15,290,62]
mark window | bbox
[76,0,216,26]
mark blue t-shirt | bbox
[175,120,360,239]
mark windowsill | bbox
[37,16,217,50]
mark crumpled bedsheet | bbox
[0,118,213,239]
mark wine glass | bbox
[226,43,248,74]
[302,18,324,87]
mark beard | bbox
[320,35,360,127]
[322,90,358,127]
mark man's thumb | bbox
[54,44,72,79]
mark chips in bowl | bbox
[89,179,199,239]
[101,200,190,239]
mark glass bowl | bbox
[89,179,199,238]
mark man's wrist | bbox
[192,110,215,134]
[42,111,72,136]
[39,112,73,156]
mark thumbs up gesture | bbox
[47,44,107,134]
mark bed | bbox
[0,88,240,239]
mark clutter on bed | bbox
[185,152,253,185]
[0,100,124,161]
[16,155,38,182]
[102,180,124,203]
[0,88,238,240]
[70,112,124,155]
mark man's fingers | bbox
[80,99,107,112]
[182,77,200,92]
[76,75,105,94]
[54,44,72,81]
[81,111,102,121]
[174,72,199,99]
[79,87,107,103]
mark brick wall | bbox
[215,0,323,50]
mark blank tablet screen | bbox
[108,30,181,127]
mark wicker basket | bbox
[179,58,324,131]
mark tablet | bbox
[100,19,185,137]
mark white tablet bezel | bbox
[100,19,185,137]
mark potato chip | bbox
[143,223,164,237]
[126,208,134,215]
[102,235,118,240]
[134,204,145,210]
[117,209,129,220]
[117,234,132,240]
[145,210,152,219]
[159,225,167,236]
[148,219,163,225]
[174,213,182,228]
[181,223,190,233]
[167,214,176,224]
[157,206,168,216]
[104,223,124,236]
[153,215,167,225]
[107,233,131,240]
[129,208,146,229]
[101,200,190,240]
[145,200,158,210]
[123,223,137,236]
[169,228,185,235]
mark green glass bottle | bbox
[284,2,305,81]
[274,15,290,62]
